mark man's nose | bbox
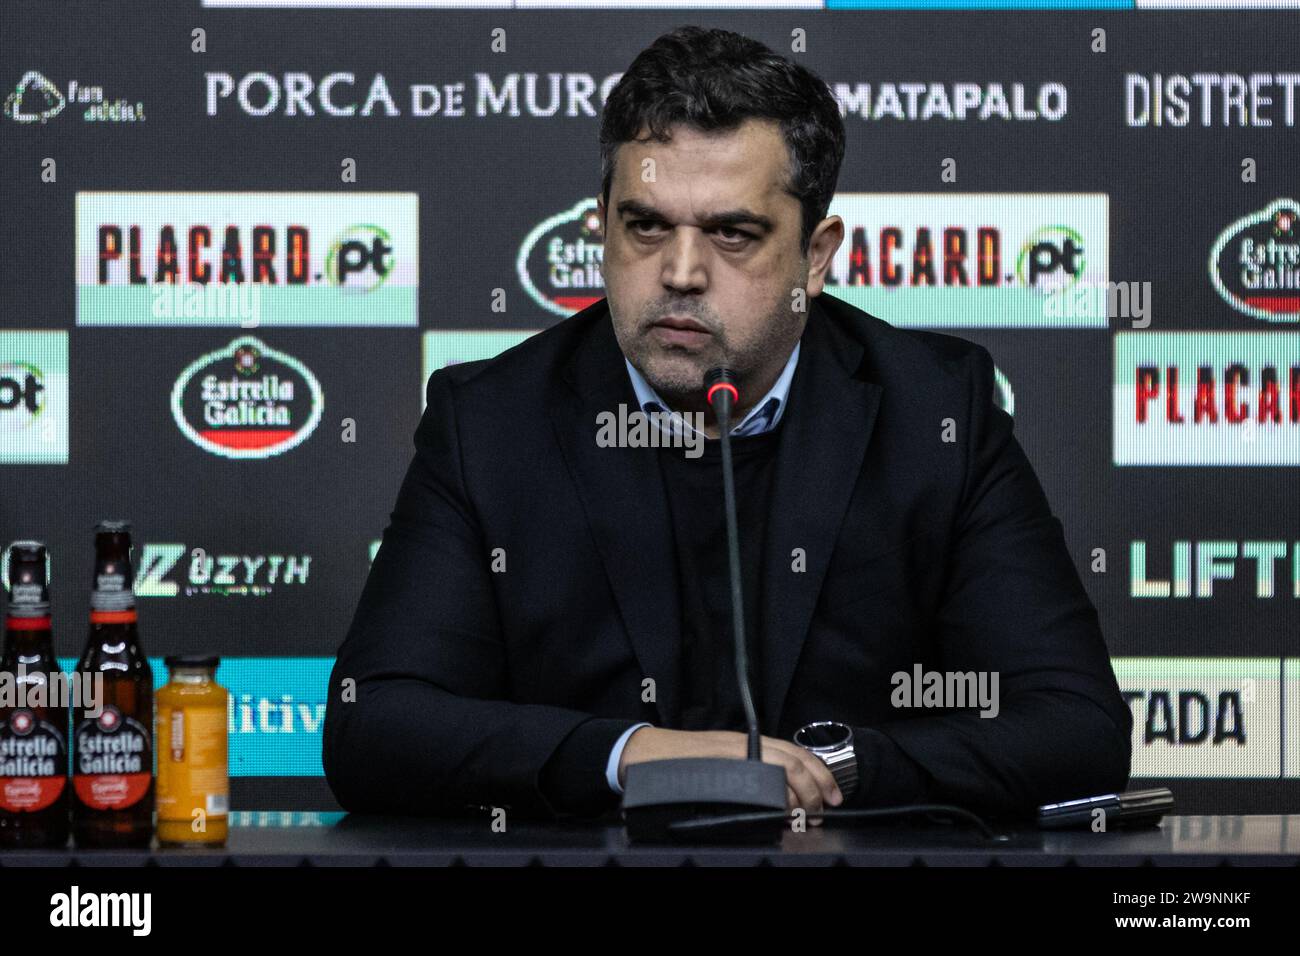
[660,227,709,293]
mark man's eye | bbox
[716,227,753,243]
[628,221,752,244]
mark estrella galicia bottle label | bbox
[73,705,152,810]
[0,709,68,812]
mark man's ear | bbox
[805,215,845,299]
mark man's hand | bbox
[617,727,844,824]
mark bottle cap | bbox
[165,654,220,669]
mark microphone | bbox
[620,366,788,844]
[702,367,762,765]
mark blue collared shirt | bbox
[604,340,802,794]
[622,339,801,441]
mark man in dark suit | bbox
[322,26,1131,822]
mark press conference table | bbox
[6,814,1300,866]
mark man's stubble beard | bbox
[623,295,804,411]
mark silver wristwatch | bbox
[793,721,858,799]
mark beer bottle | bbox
[0,542,70,848]
[72,521,154,848]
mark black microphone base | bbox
[620,757,788,845]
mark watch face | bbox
[794,721,851,751]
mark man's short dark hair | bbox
[600,25,846,257]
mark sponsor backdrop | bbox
[1,2,1297,813]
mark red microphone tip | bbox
[706,382,739,406]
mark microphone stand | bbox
[621,367,788,844]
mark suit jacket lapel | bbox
[550,306,685,727]
[759,297,883,733]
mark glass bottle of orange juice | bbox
[156,656,229,846]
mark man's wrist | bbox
[539,718,650,816]
[606,722,653,794]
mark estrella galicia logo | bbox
[1209,198,1300,323]
[96,706,123,733]
[170,336,323,459]
[9,709,35,736]
[518,198,605,318]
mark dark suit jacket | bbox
[322,292,1132,821]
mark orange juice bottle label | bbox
[156,703,228,822]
